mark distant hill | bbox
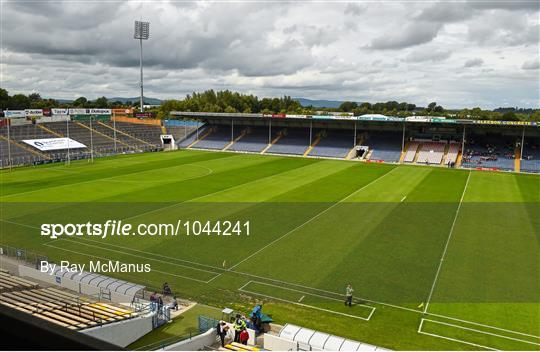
[108,97,163,105]
[50,97,163,105]
[294,98,349,108]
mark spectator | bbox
[149,292,157,311]
[217,321,228,347]
[157,296,163,312]
[171,296,178,311]
[162,282,172,295]
[239,328,249,345]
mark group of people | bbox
[217,314,250,347]
[148,282,178,312]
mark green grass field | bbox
[1,149,539,350]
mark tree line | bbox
[1,88,538,121]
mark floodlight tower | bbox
[134,20,150,112]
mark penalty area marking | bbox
[418,318,540,350]
[239,280,375,321]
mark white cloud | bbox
[1,1,538,109]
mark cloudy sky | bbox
[1,0,539,109]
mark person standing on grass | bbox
[345,284,354,307]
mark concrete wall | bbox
[82,313,155,348]
[165,328,217,351]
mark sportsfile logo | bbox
[41,220,179,239]
[41,220,251,239]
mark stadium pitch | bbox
[1,149,539,350]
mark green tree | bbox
[9,94,31,110]
[73,97,88,107]
[95,96,109,108]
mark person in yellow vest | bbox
[233,314,247,343]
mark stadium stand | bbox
[0,121,164,167]
[0,270,136,331]
[266,128,310,155]
[191,125,241,150]
[403,141,420,163]
[461,136,516,170]
[309,130,354,159]
[0,271,39,293]
[101,121,162,147]
[228,127,270,153]
[177,126,208,148]
[365,132,402,162]
[416,142,446,164]
[444,142,460,165]
[521,138,540,173]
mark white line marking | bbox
[248,280,375,312]
[228,167,398,271]
[1,154,227,199]
[425,312,540,340]
[298,295,305,302]
[239,282,373,321]
[400,195,407,202]
[57,238,219,275]
[418,320,496,351]
[418,318,539,349]
[424,170,471,314]
[4,210,537,338]
[121,159,323,222]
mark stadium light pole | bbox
[520,126,525,160]
[89,115,94,163]
[7,118,12,170]
[134,21,150,113]
[66,116,71,165]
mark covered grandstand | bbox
[170,111,540,173]
[2,109,539,173]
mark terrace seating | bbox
[366,132,402,162]
[167,125,199,144]
[0,271,38,293]
[43,122,113,150]
[229,127,269,153]
[403,141,420,163]
[416,142,446,164]
[191,126,239,150]
[101,121,162,147]
[266,128,310,155]
[461,137,516,171]
[309,130,354,159]
[444,143,460,165]
[0,121,164,167]
[0,285,135,331]
[78,121,147,149]
[177,126,209,148]
[520,139,540,173]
